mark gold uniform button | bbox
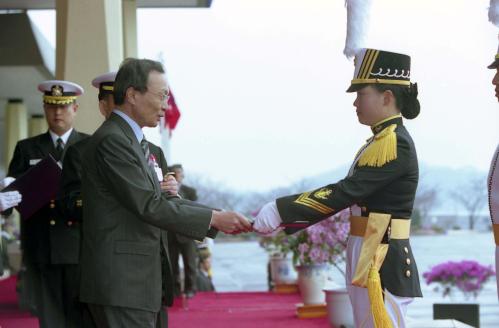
[50,204,55,209]
[50,220,56,226]
[405,270,411,278]
[406,258,411,265]
[403,247,409,254]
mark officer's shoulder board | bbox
[357,124,397,168]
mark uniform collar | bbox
[48,128,73,147]
[371,114,402,135]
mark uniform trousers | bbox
[346,235,413,328]
[496,245,499,301]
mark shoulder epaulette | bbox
[357,124,397,168]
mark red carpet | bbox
[169,291,328,328]
[0,277,328,327]
[0,276,38,328]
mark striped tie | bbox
[54,137,64,161]
[140,137,150,161]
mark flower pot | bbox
[269,255,297,284]
[297,264,327,304]
[433,303,479,328]
[324,288,354,328]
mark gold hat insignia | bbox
[51,85,63,97]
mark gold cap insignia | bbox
[51,85,63,97]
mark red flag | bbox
[164,91,181,132]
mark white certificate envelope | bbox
[154,166,163,182]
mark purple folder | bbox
[4,155,62,219]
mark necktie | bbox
[54,137,64,161]
[140,137,150,162]
[141,137,160,189]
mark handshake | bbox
[210,202,282,235]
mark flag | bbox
[164,91,181,133]
[160,90,181,161]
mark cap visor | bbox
[488,58,499,69]
[346,83,367,93]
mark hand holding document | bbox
[0,191,22,211]
[252,201,283,234]
[3,155,61,219]
[210,210,253,234]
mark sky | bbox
[28,0,499,191]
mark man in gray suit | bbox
[60,71,179,327]
[79,58,252,327]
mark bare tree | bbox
[412,184,439,229]
[186,174,320,217]
[450,176,487,230]
[186,175,244,212]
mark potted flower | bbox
[259,231,298,287]
[289,209,349,307]
[423,260,495,327]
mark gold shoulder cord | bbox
[358,124,397,168]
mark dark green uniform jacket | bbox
[276,116,422,298]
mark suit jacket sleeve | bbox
[276,134,412,227]
[155,147,217,238]
[95,134,213,240]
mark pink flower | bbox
[423,260,495,299]
[289,209,350,267]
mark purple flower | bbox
[423,260,495,299]
[288,209,350,268]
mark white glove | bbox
[0,191,22,212]
[0,177,15,190]
[253,201,283,234]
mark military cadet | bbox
[5,80,89,328]
[254,49,422,328]
[61,71,178,327]
[488,45,499,299]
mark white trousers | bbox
[496,245,499,301]
[346,236,413,328]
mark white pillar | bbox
[28,114,48,137]
[122,0,138,58]
[4,99,28,169]
[56,0,124,134]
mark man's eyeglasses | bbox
[148,89,170,102]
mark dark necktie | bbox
[141,137,160,189]
[54,137,64,161]
[140,137,150,162]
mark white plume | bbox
[344,0,374,59]
[489,0,499,27]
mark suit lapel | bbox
[65,129,80,148]
[61,129,80,163]
[109,114,160,192]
